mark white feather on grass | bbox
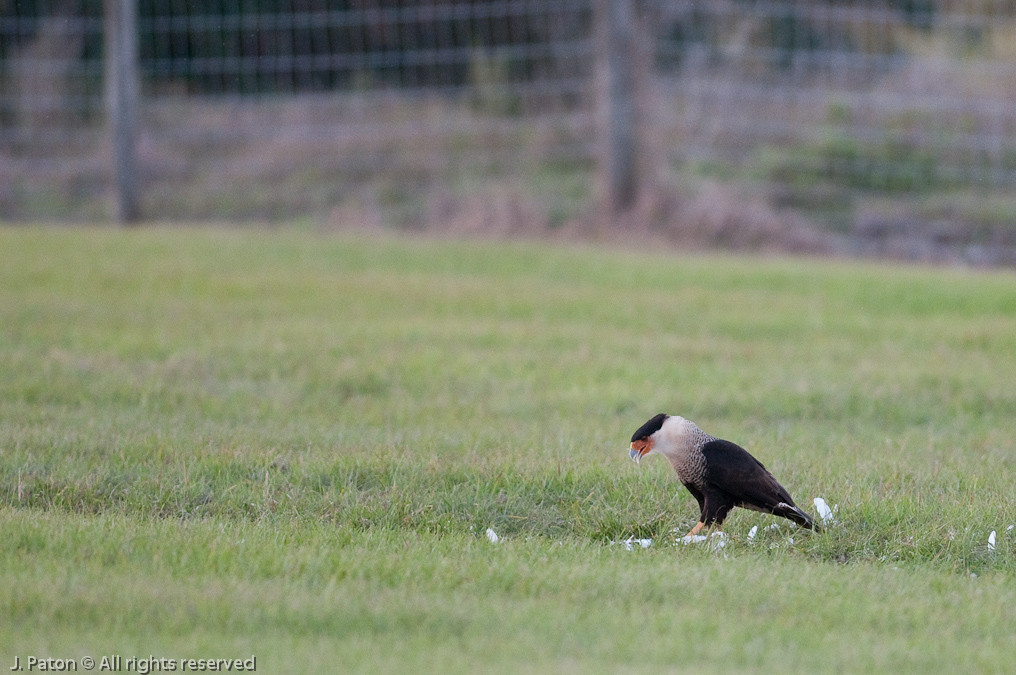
[679,532,726,551]
[710,532,727,550]
[609,537,652,550]
[813,497,837,525]
[486,528,499,544]
[988,531,996,552]
[624,537,652,550]
[746,525,758,543]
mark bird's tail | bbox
[775,502,820,532]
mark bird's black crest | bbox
[631,413,668,442]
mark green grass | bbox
[2,226,1016,672]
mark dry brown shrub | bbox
[324,177,836,257]
[580,181,833,254]
[424,185,551,239]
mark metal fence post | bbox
[104,0,140,224]
[595,0,643,218]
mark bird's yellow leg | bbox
[686,521,704,537]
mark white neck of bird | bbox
[654,416,708,459]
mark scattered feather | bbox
[710,531,727,551]
[485,528,499,544]
[678,532,725,550]
[988,531,996,551]
[1008,525,1014,532]
[746,525,758,543]
[813,497,837,524]
[610,537,652,550]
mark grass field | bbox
[2,226,1015,673]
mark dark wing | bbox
[700,439,817,529]
[700,439,796,510]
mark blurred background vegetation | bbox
[3,0,1016,263]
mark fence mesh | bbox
[3,1,1016,258]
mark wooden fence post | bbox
[595,0,644,218]
[104,0,140,224]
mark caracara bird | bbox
[629,414,817,535]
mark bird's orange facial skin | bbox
[630,437,653,460]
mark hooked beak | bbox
[629,438,651,465]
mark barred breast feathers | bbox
[658,416,714,484]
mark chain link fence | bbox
[3,1,1016,260]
